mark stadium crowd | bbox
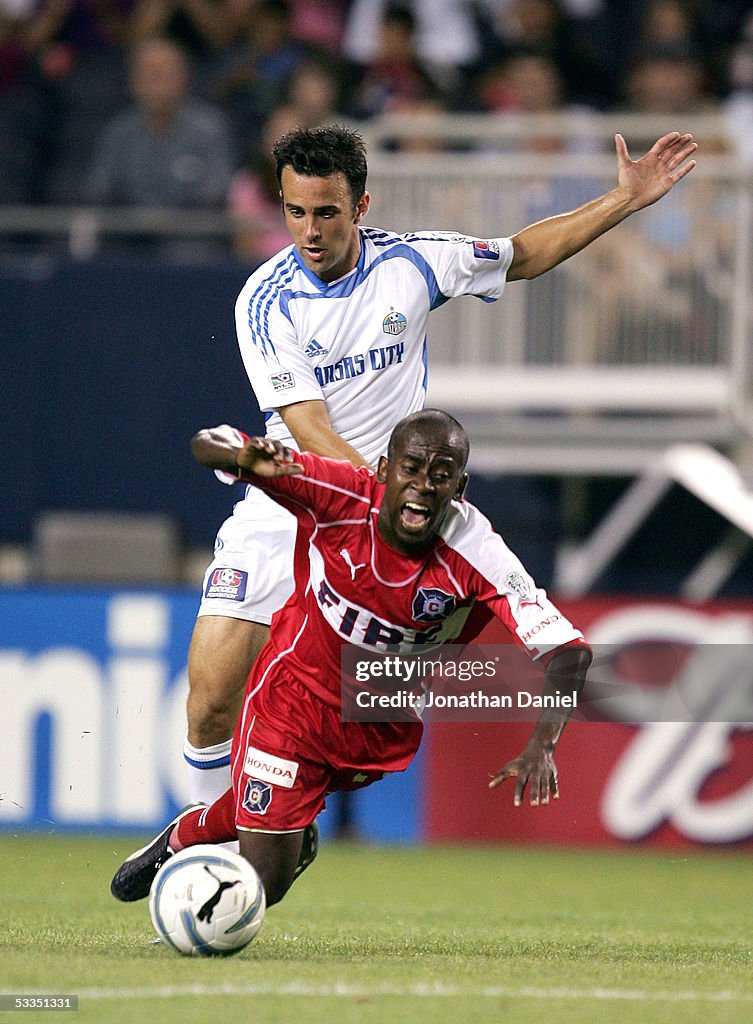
[0,0,751,261]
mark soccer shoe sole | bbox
[110,803,204,902]
[293,819,320,880]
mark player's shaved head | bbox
[388,409,469,469]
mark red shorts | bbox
[230,663,423,833]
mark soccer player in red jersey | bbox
[112,410,591,906]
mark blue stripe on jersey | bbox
[247,252,296,356]
[290,234,368,292]
[365,230,458,246]
[421,335,428,392]
[280,243,446,308]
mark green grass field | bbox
[1,834,751,1024]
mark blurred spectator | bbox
[380,89,452,152]
[86,36,234,213]
[472,49,602,363]
[622,42,717,114]
[0,1,46,201]
[284,53,345,127]
[20,1,137,202]
[286,0,348,53]
[635,0,697,53]
[0,1,33,93]
[207,0,310,143]
[477,0,608,107]
[475,48,567,117]
[722,8,753,168]
[347,3,447,119]
[226,50,346,264]
[23,0,134,56]
[129,0,235,90]
[227,103,300,264]
[696,0,753,97]
[342,0,482,103]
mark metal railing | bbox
[2,111,751,473]
[360,113,752,471]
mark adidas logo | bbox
[304,338,329,358]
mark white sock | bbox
[183,735,233,805]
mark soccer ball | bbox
[148,845,266,956]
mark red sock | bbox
[171,789,237,850]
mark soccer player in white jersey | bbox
[112,411,592,906]
[184,124,697,806]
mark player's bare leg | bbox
[238,830,305,907]
[184,616,269,804]
[111,794,319,905]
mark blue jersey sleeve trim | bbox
[247,253,296,355]
[283,233,451,311]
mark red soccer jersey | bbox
[241,452,587,709]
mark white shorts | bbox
[198,488,296,625]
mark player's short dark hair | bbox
[273,125,368,205]
[388,409,470,470]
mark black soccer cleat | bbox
[110,804,204,902]
[293,820,320,881]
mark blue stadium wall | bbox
[0,586,424,841]
[1,255,558,582]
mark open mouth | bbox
[399,501,432,533]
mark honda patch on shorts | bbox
[204,568,248,601]
[244,746,299,789]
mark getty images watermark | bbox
[340,643,753,723]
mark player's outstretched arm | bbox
[190,425,303,478]
[489,646,591,806]
[280,400,370,469]
[507,131,697,281]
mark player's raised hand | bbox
[236,436,303,477]
[489,742,559,807]
[615,131,697,213]
[191,424,302,477]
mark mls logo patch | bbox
[383,310,407,336]
[269,370,295,391]
[471,239,500,261]
[412,587,456,623]
[204,568,248,601]
[243,778,272,815]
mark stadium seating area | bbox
[3,1,753,596]
[1,0,752,208]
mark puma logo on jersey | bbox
[340,549,366,579]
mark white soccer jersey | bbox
[234,227,514,466]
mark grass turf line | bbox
[1,836,751,1024]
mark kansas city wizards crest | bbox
[412,587,456,623]
[383,310,407,336]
